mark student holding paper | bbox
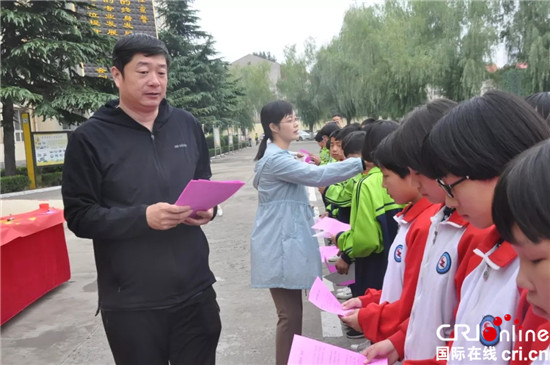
[251,100,364,365]
[62,34,220,364]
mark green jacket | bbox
[319,147,334,165]
[336,167,403,260]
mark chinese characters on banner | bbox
[82,0,157,78]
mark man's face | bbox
[111,53,167,112]
[332,116,342,126]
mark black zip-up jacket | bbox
[62,99,216,310]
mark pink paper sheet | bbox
[324,259,355,286]
[308,277,350,316]
[288,334,388,365]
[174,179,245,213]
[312,217,351,238]
[319,245,339,262]
[299,149,313,163]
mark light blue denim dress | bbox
[250,143,364,289]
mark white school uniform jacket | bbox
[380,198,434,304]
[404,208,472,360]
[448,226,520,365]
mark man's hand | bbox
[146,203,193,230]
[183,208,214,226]
[362,339,399,364]
[335,257,350,275]
[339,309,361,332]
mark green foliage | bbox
[0,175,30,193]
[38,171,63,187]
[230,62,275,116]
[1,0,115,176]
[0,166,27,177]
[157,0,253,131]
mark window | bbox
[13,109,24,142]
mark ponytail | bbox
[254,135,270,161]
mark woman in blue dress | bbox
[250,100,364,364]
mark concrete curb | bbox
[1,185,61,199]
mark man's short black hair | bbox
[113,33,171,75]
[493,140,550,244]
[423,90,550,179]
[333,123,361,142]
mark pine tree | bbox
[1,1,114,175]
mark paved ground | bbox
[1,141,364,364]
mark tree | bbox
[156,0,253,132]
[1,0,114,176]
[253,51,277,63]
[230,62,275,120]
[501,0,550,92]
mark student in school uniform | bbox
[311,122,340,165]
[322,130,366,224]
[492,140,550,365]
[364,90,550,365]
[339,131,439,342]
[250,100,365,365]
[344,99,485,354]
[333,121,403,303]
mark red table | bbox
[1,205,70,325]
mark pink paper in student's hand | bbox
[319,245,339,262]
[288,334,388,365]
[299,149,313,163]
[312,217,351,237]
[324,259,355,286]
[308,277,349,316]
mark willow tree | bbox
[278,43,323,129]
[230,62,275,120]
[502,0,550,92]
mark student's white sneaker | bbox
[335,287,352,300]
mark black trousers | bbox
[351,252,388,297]
[101,286,221,365]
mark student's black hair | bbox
[393,98,457,174]
[422,90,550,180]
[525,91,550,121]
[342,131,366,157]
[333,123,361,142]
[254,100,293,161]
[362,120,399,163]
[315,122,340,142]
[373,132,409,178]
[361,118,377,130]
[493,140,550,244]
[113,33,171,76]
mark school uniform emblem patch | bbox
[479,314,501,346]
[394,244,403,262]
[436,252,451,274]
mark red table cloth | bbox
[1,205,71,324]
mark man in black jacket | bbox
[62,33,221,364]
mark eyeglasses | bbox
[436,176,469,198]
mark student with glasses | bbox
[365,90,550,364]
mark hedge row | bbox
[0,175,31,193]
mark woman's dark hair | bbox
[393,98,457,175]
[113,33,171,75]
[493,140,550,244]
[342,131,366,157]
[362,120,399,162]
[423,90,550,179]
[373,132,409,178]
[525,91,550,120]
[254,100,293,161]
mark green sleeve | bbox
[337,175,384,260]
